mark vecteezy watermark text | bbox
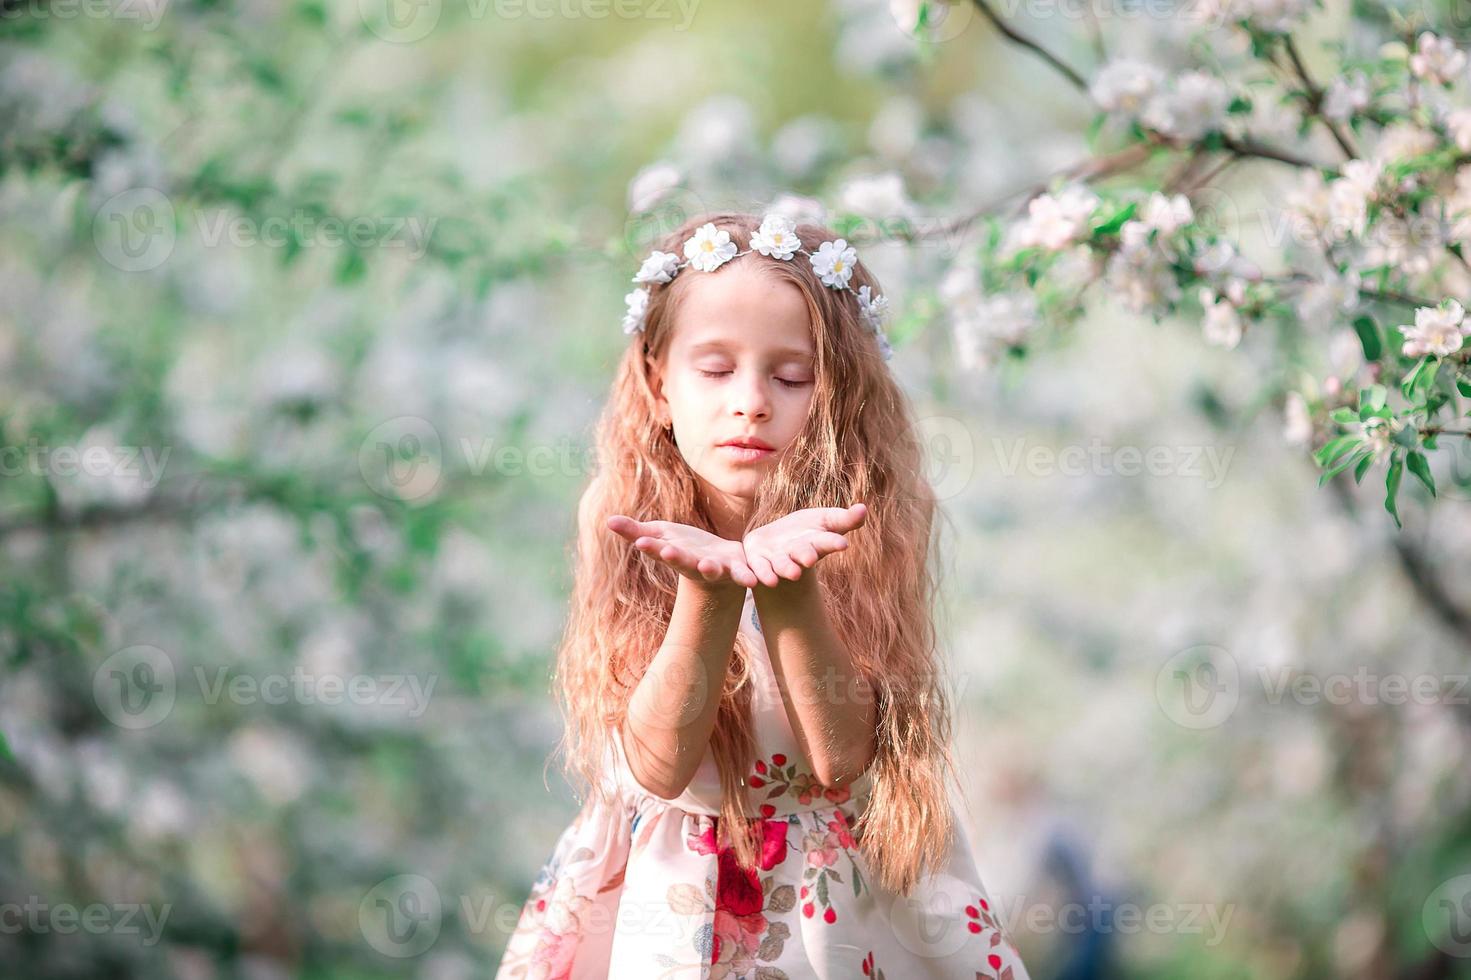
[992,437,1235,488]
[94,645,438,729]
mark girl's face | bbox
[649,260,817,536]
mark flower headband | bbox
[621,215,894,361]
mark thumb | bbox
[825,502,867,531]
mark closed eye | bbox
[698,369,810,389]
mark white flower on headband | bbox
[857,284,890,331]
[874,331,894,361]
[622,287,649,334]
[857,285,895,362]
[750,214,801,260]
[618,213,896,359]
[683,222,738,272]
[810,238,857,288]
[634,250,681,284]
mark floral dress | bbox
[494,588,1032,980]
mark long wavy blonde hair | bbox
[548,211,960,896]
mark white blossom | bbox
[1200,287,1244,349]
[1373,122,1437,165]
[1400,300,1467,358]
[767,193,827,227]
[1007,184,1099,252]
[1358,414,1403,461]
[1296,268,1362,328]
[1142,72,1231,141]
[1284,170,1335,245]
[1409,32,1467,86]
[1327,159,1383,240]
[1107,222,1181,313]
[1447,108,1471,153]
[1140,192,1194,235]
[1283,391,1313,447]
[953,291,1038,370]
[839,171,917,220]
[1324,71,1371,122]
[626,161,682,213]
[1090,60,1164,116]
[1362,211,1443,278]
[1241,0,1310,33]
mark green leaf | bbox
[1407,450,1436,497]
[1457,376,1471,398]
[1352,315,1382,361]
[1360,384,1387,413]
[1314,434,1362,466]
[1319,450,1366,486]
[1091,202,1137,237]
[1330,407,1359,425]
[1353,453,1375,484]
[0,730,12,764]
[1400,357,1436,401]
[1385,453,1404,528]
[336,249,367,284]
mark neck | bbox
[700,486,750,542]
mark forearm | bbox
[753,569,876,788]
[621,576,746,798]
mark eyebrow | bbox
[687,340,814,360]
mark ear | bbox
[644,355,670,426]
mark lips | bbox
[719,437,774,451]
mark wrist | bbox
[754,564,821,603]
[677,574,748,604]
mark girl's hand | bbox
[607,516,760,590]
[741,503,867,588]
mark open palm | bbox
[607,515,760,590]
[741,503,867,588]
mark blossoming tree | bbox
[906,2,1471,529]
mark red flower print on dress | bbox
[677,818,798,979]
[966,892,1022,980]
[749,752,852,807]
[860,949,888,979]
[797,808,866,926]
[501,875,592,980]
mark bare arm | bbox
[752,567,877,789]
[620,577,747,799]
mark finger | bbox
[750,553,781,589]
[729,559,759,590]
[820,502,867,532]
[696,556,722,581]
[793,542,821,567]
[609,515,662,542]
[809,531,851,555]
[774,553,804,580]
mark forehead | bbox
[668,261,813,357]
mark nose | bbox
[730,370,771,421]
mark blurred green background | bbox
[2,0,1470,977]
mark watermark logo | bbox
[359,416,445,503]
[94,645,177,730]
[93,188,176,272]
[1155,644,1239,730]
[916,415,976,501]
[1424,874,1471,958]
[360,874,443,957]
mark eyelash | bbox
[698,369,810,389]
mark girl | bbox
[495,212,1031,979]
